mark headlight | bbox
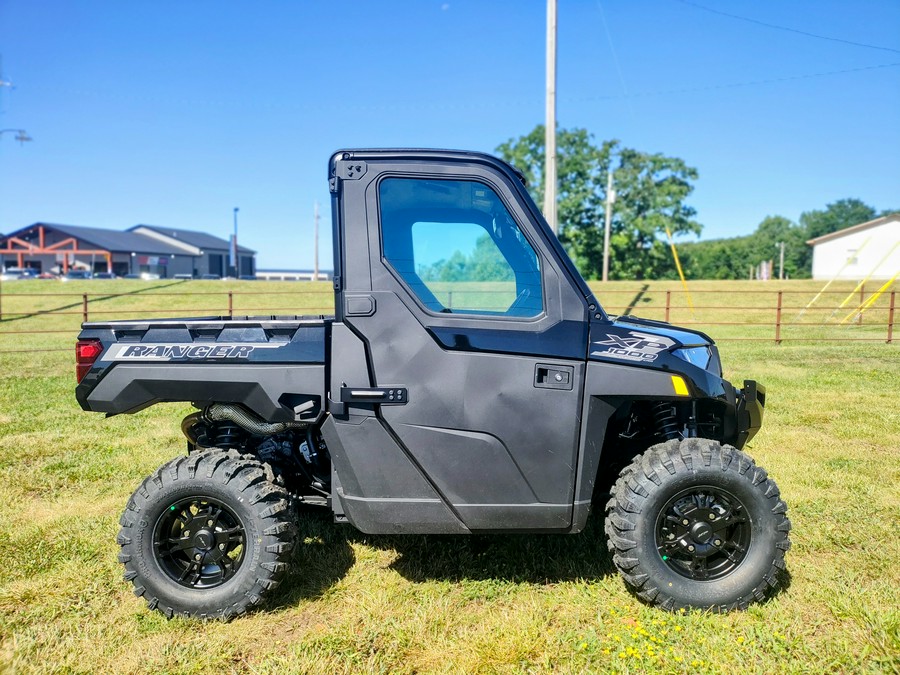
[672,346,712,370]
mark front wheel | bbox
[605,438,790,611]
[118,450,296,619]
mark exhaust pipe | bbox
[202,403,308,436]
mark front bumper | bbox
[735,380,766,448]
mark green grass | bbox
[0,279,898,673]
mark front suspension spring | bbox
[652,401,682,440]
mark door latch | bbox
[534,364,574,390]
[340,386,408,404]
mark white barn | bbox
[807,214,900,280]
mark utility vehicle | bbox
[75,149,789,619]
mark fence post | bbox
[665,290,671,323]
[82,293,89,324]
[858,283,865,325]
[888,291,896,344]
[775,291,783,344]
[227,291,233,318]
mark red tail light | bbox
[76,339,103,383]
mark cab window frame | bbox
[377,174,547,321]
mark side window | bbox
[380,178,543,317]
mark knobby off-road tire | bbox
[118,449,296,620]
[605,438,790,611]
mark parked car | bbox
[94,272,117,279]
[200,273,222,280]
[174,273,194,280]
[122,274,141,279]
[63,270,93,281]
[1,267,38,281]
[140,273,161,280]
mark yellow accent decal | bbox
[671,375,690,396]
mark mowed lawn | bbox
[0,279,897,674]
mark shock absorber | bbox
[652,401,682,440]
[212,421,244,449]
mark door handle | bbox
[340,386,407,404]
[534,364,574,390]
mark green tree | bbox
[419,234,513,282]
[496,125,701,280]
[799,198,878,240]
[679,216,810,280]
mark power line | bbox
[565,61,900,104]
[596,1,635,119]
[673,0,900,55]
[27,61,900,114]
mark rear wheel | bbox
[605,438,790,611]
[118,450,296,619]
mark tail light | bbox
[76,339,103,383]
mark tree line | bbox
[494,125,895,281]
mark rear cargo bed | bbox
[76,315,332,420]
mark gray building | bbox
[129,225,255,278]
[0,222,255,278]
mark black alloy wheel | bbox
[655,485,751,581]
[118,450,296,620]
[605,438,790,611]
[153,496,246,589]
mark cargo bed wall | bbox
[76,317,330,421]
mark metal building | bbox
[0,223,256,278]
[807,214,899,281]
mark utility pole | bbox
[232,207,239,277]
[313,201,320,282]
[543,0,558,234]
[777,241,785,280]
[602,168,615,282]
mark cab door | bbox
[328,152,590,532]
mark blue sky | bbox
[1,0,898,270]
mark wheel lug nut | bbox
[219,544,226,550]
[708,513,716,520]
[714,539,722,546]
[688,545,695,552]
[682,519,689,526]
[184,530,190,537]
[207,520,213,526]
[194,554,201,561]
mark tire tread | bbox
[604,438,791,612]
[117,449,296,621]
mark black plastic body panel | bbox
[86,363,325,420]
[76,316,329,421]
[327,150,593,533]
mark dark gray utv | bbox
[75,149,789,619]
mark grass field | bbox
[0,279,898,674]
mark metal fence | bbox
[0,286,896,354]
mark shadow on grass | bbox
[264,503,618,616]
[271,506,357,608]
[0,279,188,324]
[620,283,651,316]
[373,516,617,585]
[274,507,615,595]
